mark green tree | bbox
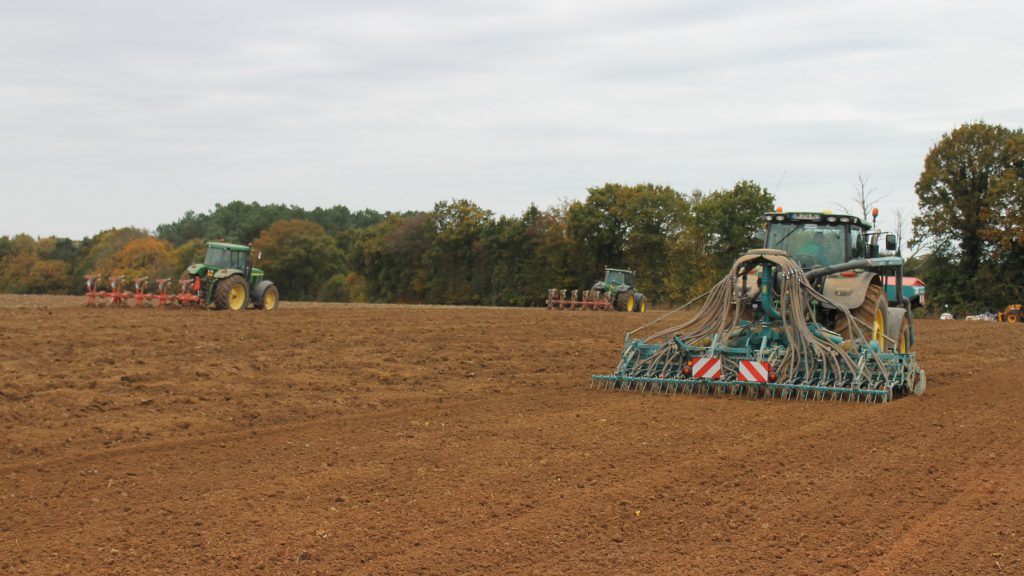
[690,180,775,276]
[351,213,433,303]
[912,121,1024,307]
[566,183,688,301]
[252,220,343,300]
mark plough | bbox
[545,289,614,311]
[84,274,204,307]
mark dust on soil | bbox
[1,295,1023,575]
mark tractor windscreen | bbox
[767,223,846,268]
[204,248,231,268]
[605,270,626,285]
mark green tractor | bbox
[592,267,647,312]
[182,242,278,311]
[546,266,647,312]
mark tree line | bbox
[0,181,773,305]
[1,120,1021,311]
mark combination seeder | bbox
[593,209,926,403]
[85,242,278,311]
[547,267,647,312]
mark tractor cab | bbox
[603,268,635,290]
[203,243,250,270]
[763,212,869,270]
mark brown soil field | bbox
[2,295,1023,575]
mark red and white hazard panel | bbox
[738,360,771,382]
[692,357,722,379]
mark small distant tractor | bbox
[593,208,925,403]
[85,241,278,310]
[997,304,1023,323]
[547,267,647,312]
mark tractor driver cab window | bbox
[231,250,246,269]
[606,271,625,285]
[850,228,866,259]
[205,248,229,268]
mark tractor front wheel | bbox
[214,276,249,311]
[634,293,647,313]
[256,285,279,310]
[896,315,911,353]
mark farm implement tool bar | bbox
[84,274,204,307]
[592,334,922,403]
[545,289,614,311]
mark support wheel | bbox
[214,276,249,311]
[835,284,887,347]
[912,369,926,396]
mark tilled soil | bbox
[1,295,1022,575]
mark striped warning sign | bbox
[738,360,771,382]
[692,357,722,379]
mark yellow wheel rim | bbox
[897,330,907,353]
[228,284,246,310]
[1009,314,1019,323]
[872,307,885,346]
[263,291,277,310]
[626,296,634,312]
[639,299,646,313]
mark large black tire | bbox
[616,290,635,312]
[835,284,887,347]
[255,285,279,310]
[214,275,249,311]
[633,293,647,313]
[895,315,911,353]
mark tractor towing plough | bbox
[547,267,647,312]
[85,241,278,311]
[593,209,925,403]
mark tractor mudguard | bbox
[820,272,877,310]
[884,307,907,351]
[252,280,275,303]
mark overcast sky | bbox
[1,0,1022,239]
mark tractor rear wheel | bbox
[214,276,249,311]
[835,284,887,347]
[616,290,635,312]
[1009,312,1020,323]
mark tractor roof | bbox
[764,211,868,229]
[605,267,634,273]
[206,241,250,252]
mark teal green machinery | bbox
[593,211,925,402]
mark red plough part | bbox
[545,288,614,311]
[83,274,205,307]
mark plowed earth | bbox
[1,295,1023,575]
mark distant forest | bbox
[2,121,1022,312]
